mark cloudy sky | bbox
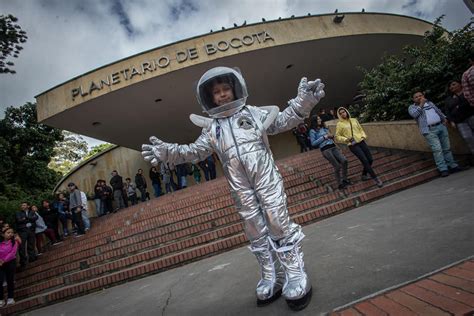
[0,0,472,146]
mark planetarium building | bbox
[36,12,434,197]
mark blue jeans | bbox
[94,198,103,217]
[152,183,162,197]
[424,124,458,172]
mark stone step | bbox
[16,151,400,282]
[15,157,434,299]
[3,165,441,315]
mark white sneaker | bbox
[0,300,4,306]
[6,298,15,305]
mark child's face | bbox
[212,83,235,106]
[3,229,13,240]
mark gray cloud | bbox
[0,0,471,146]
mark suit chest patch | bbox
[237,116,254,130]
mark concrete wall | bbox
[326,120,470,154]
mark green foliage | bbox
[49,131,88,175]
[83,143,114,161]
[352,17,473,122]
[0,103,63,222]
[0,14,27,74]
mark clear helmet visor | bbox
[196,67,248,118]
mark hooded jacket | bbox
[335,107,367,145]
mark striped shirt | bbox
[408,101,446,135]
[462,65,474,106]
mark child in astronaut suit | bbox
[142,67,324,310]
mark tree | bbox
[49,131,88,175]
[352,17,473,122]
[0,103,62,222]
[0,14,27,74]
[83,143,114,160]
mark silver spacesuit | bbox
[142,67,324,310]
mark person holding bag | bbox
[335,107,383,188]
[309,116,349,189]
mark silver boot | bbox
[249,240,285,306]
[270,229,312,311]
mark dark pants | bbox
[349,140,377,178]
[138,187,147,202]
[18,229,36,265]
[322,146,348,185]
[58,212,69,235]
[128,194,138,205]
[0,260,16,300]
[72,209,85,234]
[36,229,56,253]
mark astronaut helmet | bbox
[196,67,248,118]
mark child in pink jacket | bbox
[0,227,21,306]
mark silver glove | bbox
[288,77,325,118]
[141,136,168,166]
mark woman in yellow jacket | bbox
[335,107,383,187]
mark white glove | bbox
[141,136,168,166]
[290,77,325,117]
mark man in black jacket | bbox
[135,169,148,202]
[40,200,62,243]
[15,202,38,268]
[110,170,125,211]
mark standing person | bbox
[445,80,474,160]
[142,67,325,310]
[409,91,461,176]
[135,169,148,202]
[125,178,138,205]
[15,202,37,268]
[192,164,202,183]
[149,167,162,197]
[40,200,62,243]
[32,205,56,254]
[335,107,383,187]
[462,53,474,106]
[101,180,113,214]
[292,123,311,152]
[80,190,91,230]
[160,163,173,194]
[93,180,104,217]
[53,193,70,237]
[310,116,349,189]
[176,163,188,189]
[67,183,86,236]
[0,227,22,306]
[110,170,125,211]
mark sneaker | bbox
[440,170,450,177]
[343,179,352,185]
[338,183,347,190]
[53,241,63,245]
[6,298,15,305]
[361,174,370,181]
[0,300,4,306]
[37,252,43,256]
[74,233,85,238]
[375,178,383,188]
[449,166,465,174]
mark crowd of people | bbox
[92,155,218,216]
[291,56,474,189]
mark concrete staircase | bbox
[4,148,441,315]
